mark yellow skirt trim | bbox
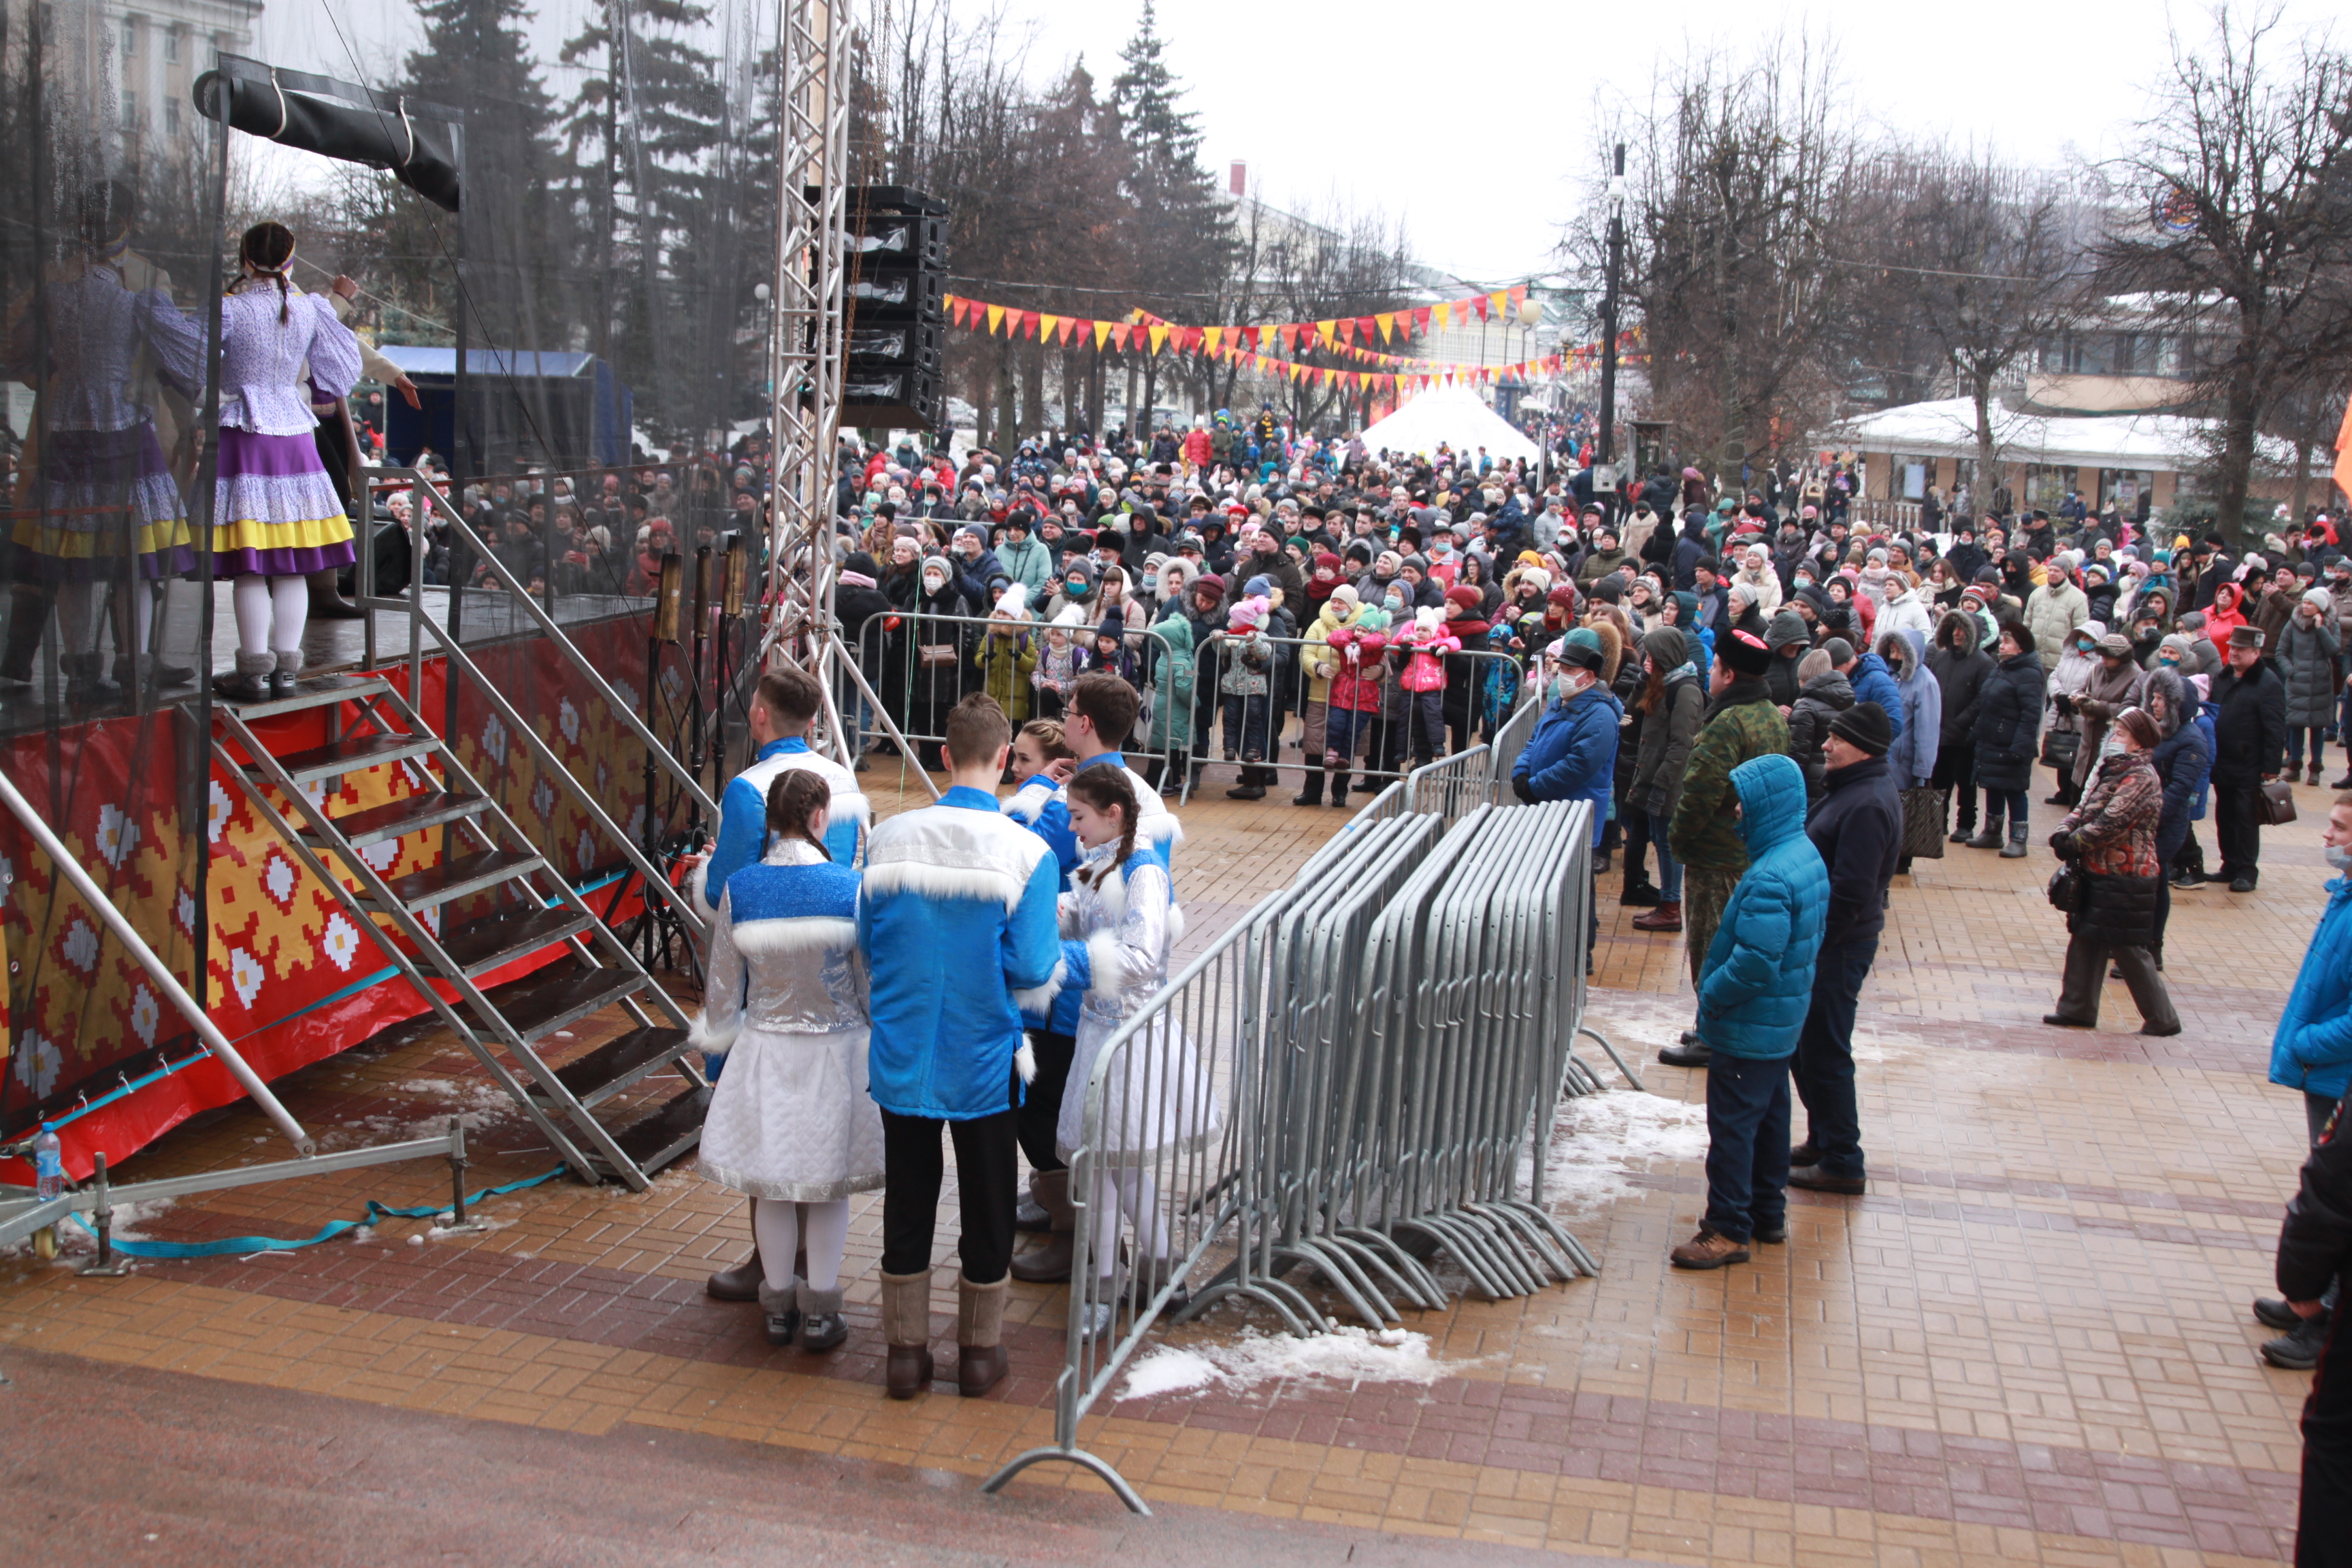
[10,517,194,559]
[211,514,356,553]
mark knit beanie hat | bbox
[1444,585,1482,614]
[1822,636,1855,666]
[993,581,1027,617]
[2114,707,2161,751]
[1228,595,1269,630]
[1829,700,1892,755]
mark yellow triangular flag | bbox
[1039,313,1060,340]
[1092,320,1111,349]
[1147,325,1169,354]
[986,304,1005,334]
[1376,312,1394,343]
[1316,319,1337,348]
[1204,326,1224,354]
[1433,301,1451,331]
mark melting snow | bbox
[1120,1326,1452,1401]
[1534,1088,1710,1215]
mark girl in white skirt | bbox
[691,770,883,1351]
[1057,767,1219,1336]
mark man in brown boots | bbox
[857,695,1064,1398]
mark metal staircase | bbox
[205,673,707,1190]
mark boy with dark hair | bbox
[860,693,1062,1399]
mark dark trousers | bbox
[1405,686,1444,762]
[1703,1052,1791,1243]
[1014,1031,1077,1175]
[2300,1307,2352,1567]
[2054,933,2179,1031]
[2215,779,2263,884]
[1218,691,1269,761]
[880,1106,1019,1284]
[2287,725,2328,771]
[1793,935,1877,1179]
[2310,1093,2342,1147]
[1931,740,1976,830]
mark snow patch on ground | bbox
[1120,1326,1454,1401]
[1533,1088,1711,1215]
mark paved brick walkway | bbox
[0,756,2330,1565]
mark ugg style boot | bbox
[213,649,276,704]
[270,646,305,700]
[2001,819,2030,858]
[796,1281,847,1353]
[758,1277,802,1347]
[880,1268,934,1399]
[1964,814,2005,850]
[956,1276,1009,1397]
[1009,1169,1075,1283]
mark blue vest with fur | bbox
[1003,777,1084,1035]
[696,737,868,914]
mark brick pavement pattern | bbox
[0,754,2330,1565]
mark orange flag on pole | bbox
[2336,393,2352,504]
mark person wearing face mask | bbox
[2044,707,2180,1037]
[2044,622,2106,808]
[2141,668,2209,970]
[1511,629,1624,972]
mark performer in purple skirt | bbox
[210,221,364,702]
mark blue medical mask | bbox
[2329,843,2352,872]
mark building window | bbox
[163,96,179,135]
[120,91,137,131]
[164,25,180,63]
[121,13,138,56]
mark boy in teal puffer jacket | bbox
[1671,751,1829,1271]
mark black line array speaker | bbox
[842,186,947,430]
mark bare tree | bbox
[1850,148,2093,506]
[2095,5,2352,536]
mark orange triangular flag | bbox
[2336,393,2352,503]
[1110,323,1130,349]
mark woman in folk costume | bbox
[689,770,883,1352]
[210,221,365,701]
[4,178,203,701]
[1054,766,1218,1337]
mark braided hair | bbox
[238,220,297,323]
[764,769,832,860]
[1066,766,1139,889]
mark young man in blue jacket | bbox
[2255,791,2352,1371]
[1512,629,1622,969]
[1672,752,1829,1271]
[859,693,1063,1399]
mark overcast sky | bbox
[254,0,2340,284]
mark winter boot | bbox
[1291,766,1325,806]
[1620,872,1664,907]
[880,1268,934,1399]
[1009,1169,1075,1283]
[1963,813,2005,850]
[956,1275,1009,1397]
[706,1198,763,1300]
[2000,818,2030,858]
[212,649,276,704]
[1631,900,1683,932]
[796,1281,848,1353]
[59,652,120,706]
[270,647,305,700]
[1329,770,1350,808]
[757,1277,802,1348]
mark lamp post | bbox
[1597,143,1626,514]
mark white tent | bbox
[1358,385,1540,465]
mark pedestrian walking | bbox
[2044,708,2180,1036]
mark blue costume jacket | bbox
[696,736,867,915]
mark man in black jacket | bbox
[1788,702,1902,1195]
[2273,1105,2352,1565]
[2210,624,2289,892]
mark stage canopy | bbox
[1360,385,1540,464]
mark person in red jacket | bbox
[1181,419,1213,478]
[1323,604,1392,806]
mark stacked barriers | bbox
[986,756,1635,1512]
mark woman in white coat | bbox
[690,770,883,1352]
[1055,767,1218,1337]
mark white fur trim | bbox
[1014,1037,1038,1084]
[1011,957,1066,1013]
[730,915,859,956]
[1002,779,1058,823]
[830,790,872,828]
[1084,930,1125,996]
[1166,902,1186,947]
[689,857,713,916]
[860,859,1024,908]
[686,1011,740,1056]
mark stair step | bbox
[374,849,546,912]
[306,790,490,849]
[437,907,595,979]
[600,1085,710,1177]
[210,673,389,720]
[546,1026,693,1108]
[263,731,440,785]
[459,958,649,1045]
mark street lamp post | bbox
[1597,143,1626,515]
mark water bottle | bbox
[33,1122,65,1201]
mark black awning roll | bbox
[193,56,462,212]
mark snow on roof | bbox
[1359,385,1539,463]
[1825,395,2286,470]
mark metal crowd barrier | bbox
[849,607,1181,786]
[985,789,1616,1514]
[1353,680,1544,826]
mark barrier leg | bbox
[1578,1026,1648,1092]
[983,1445,1151,1515]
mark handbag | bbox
[2039,728,2080,772]
[918,642,958,668]
[2046,862,2087,915]
[2258,777,2299,826]
[1899,786,1949,860]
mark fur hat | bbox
[1719,627,1773,678]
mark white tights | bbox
[231,574,309,657]
[53,578,154,660]
[752,1196,849,1294]
[1090,1167,1169,1277]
